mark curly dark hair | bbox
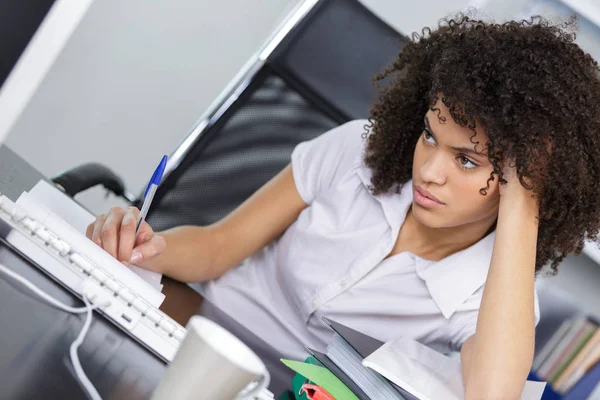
[364,14,600,274]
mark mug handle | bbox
[235,369,271,400]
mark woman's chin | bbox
[411,203,439,227]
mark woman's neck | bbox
[398,207,496,261]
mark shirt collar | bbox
[417,232,495,319]
[355,161,411,232]
[355,162,495,319]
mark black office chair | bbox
[51,0,406,231]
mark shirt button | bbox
[340,280,347,288]
[312,299,318,307]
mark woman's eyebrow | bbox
[424,115,485,157]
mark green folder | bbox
[281,358,360,400]
[289,356,321,400]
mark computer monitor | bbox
[0,0,95,145]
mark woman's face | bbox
[411,100,500,229]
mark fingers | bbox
[90,213,107,247]
[134,222,155,247]
[101,207,125,259]
[85,222,94,240]
[87,206,160,265]
[130,234,166,266]
[118,207,140,263]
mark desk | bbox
[0,145,293,398]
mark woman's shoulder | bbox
[316,119,370,165]
[323,119,370,148]
[291,119,371,203]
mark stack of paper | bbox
[363,336,547,400]
[282,317,546,400]
[24,180,163,292]
[326,332,405,400]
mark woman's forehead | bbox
[424,108,489,158]
[426,108,488,141]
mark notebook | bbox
[321,317,406,400]
[305,347,370,400]
[324,317,384,358]
[363,336,547,400]
[317,318,546,400]
[0,189,185,362]
[323,317,418,400]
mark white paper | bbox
[588,381,600,400]
[28,179,95,232]
[363,337,547,400]
[130,266,163,291]
[27,180,163,291]
[520,381,547,400]
[16,190,165,308]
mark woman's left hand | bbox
[498,160,539,218]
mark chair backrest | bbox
[145,0,405,231]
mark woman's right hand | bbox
[85,206,166,268]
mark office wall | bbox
[6,0,299,213]
[542,254,600,320]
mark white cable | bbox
[69,294,102,400]
[0,263,89,313]
[0,262,109,400]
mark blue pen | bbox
[135,155,168,235]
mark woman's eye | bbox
[422,131,435,144]
[458,156,477,169]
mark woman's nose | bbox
[419,152,447,185]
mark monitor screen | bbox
[0,0,95,145]
[0,1,56,89]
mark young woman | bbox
[88,15,600,398]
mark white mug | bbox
[151,316,270,400]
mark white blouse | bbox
[199,119,540,360]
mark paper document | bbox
[26,180,163,291]
[29,180,96,233]
[363,337,546,400]
[16,187,164,307]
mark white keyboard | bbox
[0,194,276,399]
[0,195,185,362]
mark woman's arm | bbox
[461,170,539,399]
[129,164,308,282]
